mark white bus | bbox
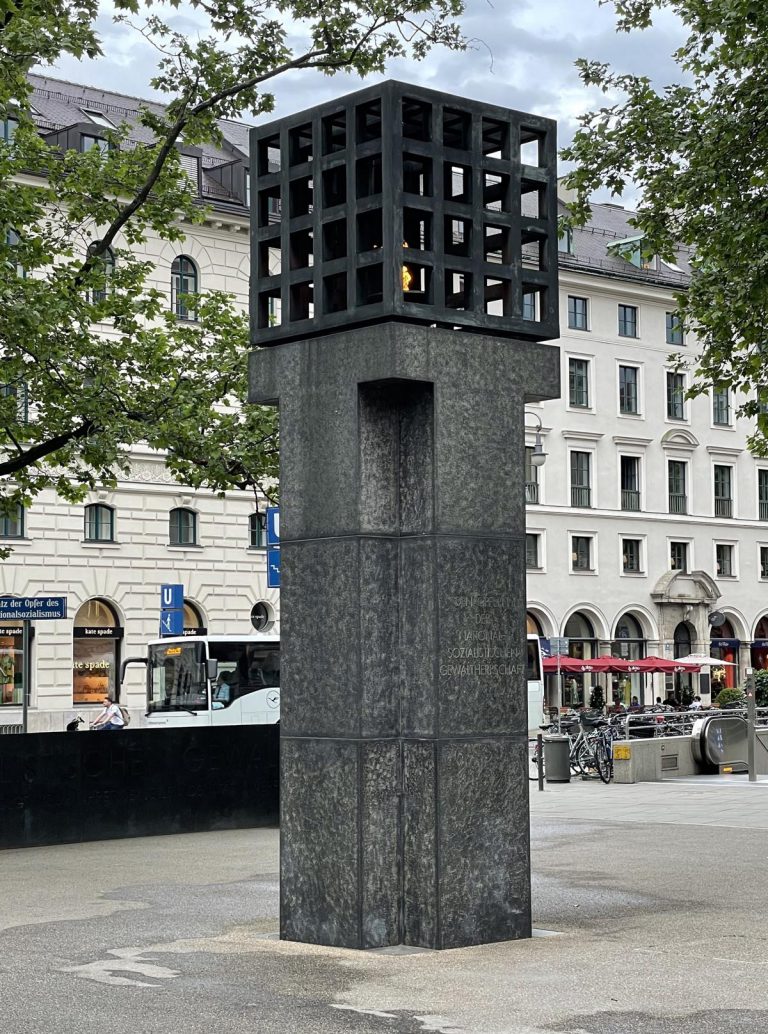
[123,632,540,733]
[527,633,545,735]
[121,634,280,728]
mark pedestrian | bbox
[689,695,702,710]
[90,694,125,731]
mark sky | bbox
[43,0,686,184]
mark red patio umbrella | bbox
[627,655,701,674]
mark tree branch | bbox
[0,419,96,477]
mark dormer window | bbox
[81,134,108,153]
[81,108,115,129]
[607,235,656,270]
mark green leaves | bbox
[0,0,466,537]
[563,1,768,434]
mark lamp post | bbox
[524,410,548,468]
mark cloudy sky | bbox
[44,0,685,176]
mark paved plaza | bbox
[3,777,768,1033]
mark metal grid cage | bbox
[250,80,559,346]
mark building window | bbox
[567,296,588,331]
[668,460,687,514]
[716,543,734,578]
[619,365,639,414]
[558,227,573,254]
[525,446,539,505]
[84,504,114,542]
[522,292,536,321]
[761,546,768,580]
[571,535,593,571]
[620,456,640,511]
[618,304,638,338]
[570,451,592,508]
[6,228,24,277]
[568,357,590,408]
[88,244,115,303]
[171,255,199,320]
[169,507,197,546]
[714,464,733,518]
[670,541,689,572]
[525,533,540,569]
[712,386,731,426]
[0,619,24,705]
[0,504,24,538]
[0,382,28,423]
[72,598,121,706]
[666,372,685,420]
[622,538,642,574]
[666,311,684,346]
[759,470,768,521]
[1,117,18,143]
[81,134,108,153]
[249,512,266,548]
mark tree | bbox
[0,0,465,551]
[561,0,768,448]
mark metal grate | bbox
[250,81,559,345]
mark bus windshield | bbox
[209,640,280,708]
[148,641,208,712]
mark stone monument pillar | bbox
[249,82,561,950]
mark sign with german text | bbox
[0,596,67,621]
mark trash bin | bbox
[544,734,571,783]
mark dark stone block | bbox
[251,322,559,949]
[280,737,400,948]
[436,739,531,948]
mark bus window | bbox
[208,641,280,707]
[526,640,541,681]
[148,641,207,711]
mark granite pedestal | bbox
[250,322,559,949]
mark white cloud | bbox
[41,0,686,178]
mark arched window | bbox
[249,512,266,549]
[171,255,198,320]
[183,600,205,633]
[72,598,122,705]
[89,244,115,303]
[169,507,197,546]
[84,503,115,542]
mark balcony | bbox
[525,481,539,505]
[760,500,768,521]
[715,498,733,519]
[669,493,687,515]
[621,489,640,512]
[571,486,591,508]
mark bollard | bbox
[746,668,756,783]
[537,733,544,791]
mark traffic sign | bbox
[267,547,281,588]
[160,584,184,611]
[159,609,184,637]
[0,596,67,621]
[266,507,280,546]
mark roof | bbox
[560,198,692,288]
[28,73,253,211]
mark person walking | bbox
[90,695,125,731]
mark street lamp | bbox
[525,410,547,467]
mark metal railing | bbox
[620,706,768,740]
[715,498,733,518]
[669,492,687,514]
[621,489,640,511]
[571,486,591,508]
[760,500,768,521]
[0,724,23,734]
[525,481,539,505]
